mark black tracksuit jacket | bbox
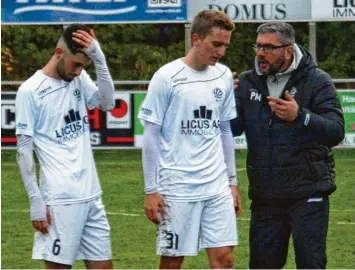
[231,46,345,201]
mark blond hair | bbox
[191,10,235,39]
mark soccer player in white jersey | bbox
[138,10,242,269]
[15,24,114,269]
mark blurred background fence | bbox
[1,0,354,148]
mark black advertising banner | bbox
[1,92,134,148]
[1,93,16,145]
[3,91,354,149]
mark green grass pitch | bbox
[1,149,355,269]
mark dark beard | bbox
[260,53,285,76]
[56,61,73,82]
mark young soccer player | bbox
[15,24,114,269]
[138,10,242,269]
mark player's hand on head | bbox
[89,29,97,40]
[144,193,165,224]
[72,29,95,49]
[73,28,104,64]
[232,72,239,91]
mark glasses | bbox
[253,43,291,53]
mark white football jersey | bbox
[138,58,237,201]
[15,70,102,205]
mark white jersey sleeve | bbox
[80,70,99,110]
[138,71,170,125]
[15,86,37,137]
[220,69,237,121]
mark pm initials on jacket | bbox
[249,88,262,101]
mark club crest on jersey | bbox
[213,88,224,103]
[74,89,81,102]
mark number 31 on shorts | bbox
[166,233,179,249]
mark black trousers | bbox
[249,196,329,269]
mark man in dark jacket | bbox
[231,22,344,269]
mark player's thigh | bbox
[32,203,89,265]
[77,197,112,262]
[157,199,203,257]
[200,191,238,249]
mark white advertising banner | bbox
[312,0,355,21]
[106,93,131,129]
[187,0,312,22]
[234,133,247,149]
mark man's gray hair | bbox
[257,22,295,45]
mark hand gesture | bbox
[144,193,165,224]
[267,90,298,122]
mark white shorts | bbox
[32,196,111,265]
[157,190,238,257]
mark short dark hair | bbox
[191,10,235,39]
[62,24,91,54]
[256,22,295,45]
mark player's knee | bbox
[210,252,234,269]
[44,260,71,269]
[84,259,113,269]
[159,256,184,269]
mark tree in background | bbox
[1,22,354,90]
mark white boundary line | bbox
[1,162,141,166]
[1,163,248,171]
[3,209,354,225]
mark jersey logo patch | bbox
[64,109,81,124]
[140,107,152,116]
[17,123,28,129]
[55,109,90,144]
[194,106,212,120]
[37,86,52,97]
[181,106,220,136]
[173,77,187,83]
[74,89,81,102]
[213,88,224,103]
